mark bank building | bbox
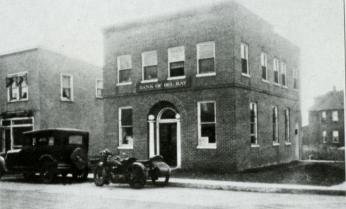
[102,1,301,171]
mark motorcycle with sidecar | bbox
[93,149,170,189]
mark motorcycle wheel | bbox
[94,166,106,187]
[129,166,146,189]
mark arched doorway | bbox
[148,106,181,168]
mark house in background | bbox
[302,87,344,160]
[102,1,301,171]
[0,48,104,156]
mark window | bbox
[250,102,258,146]
[293,69,298,89]
[142,51,158,82]
[261,52,268,80]
[273,58,279,84]
[332,130,339,143]
[322,131,327,143]
[241,42,249,75]
[68,135,83,145]
[117,55,132,84]
[119,107,133,148]
[96,79,103,98]
[168,46,185,79]
[321,111,327,122]
[284,108,290,143]
[1,117,34,150]
[272,106,279,144]
[197,42,215,76]
[281,62,287,87]
[197,101,216,148]
[332,111,338,122]
[6,72,28,102]
[61,74,73,101]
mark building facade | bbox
[103,2,301,171]
[303,88,344,160]
[0,48,104,156]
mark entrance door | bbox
[159,123,177,167]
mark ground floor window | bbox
[250,102,258,146]
[197,101,216,148]
[118,107,133,148]
[284,108,290,143]
[1,117,34,151]
[332,130,339,143]
[272,106,279,145]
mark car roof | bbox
[23,128,89,136]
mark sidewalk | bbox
[168,178,346,196]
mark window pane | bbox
[198,42,214,59]
[142,51,157,66]
[62,76,71,88]
[201,124,215,143]
[168,46,185,62]
[241,59,248,74]
[143,66,158,80]
[251,136,257,144]
[170,61,184,77]
[62,88,71,99]
[119,69,131,83]
[13,126,33,147]
[118,55,132,70]
[121,127,133,145]
[13,118,33,125]
[282,74,286,86]
[121,109,132,126]
[274,71,279,83]
[199,58,214,74]
[262,66,267,79]
[200,102,215,122]
[68,135,83,145]
[161,109,176,119]
[96,80,103,89]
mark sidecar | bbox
[142,155,171,186]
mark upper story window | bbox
[168,46,185,79]
[321,111,327,122]
[250,102,258,146]
[261,52,268,80]
[241,42,249,75]
[197,42,215,76]
[293,69,298,89]
[272,106,279,145]
[119,107,133,148]
[332,130,339,143]
[197,101,216,149]
[96,79,103,98]
[322,130,327,143]
[281,62,287,87]
[6,72,28,102]
[142,51,158,82]
[117,55,132,85]
[60,74,73,101]
[332,110,338,122]
[273,58,279,84]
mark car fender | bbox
[39,154,56,164]
[0,156,7,173]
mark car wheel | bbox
[40,161,56,184]
[94,166,106,187]
[73,168,89,182]
[129,166,146,189]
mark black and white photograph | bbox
[0,0,345,208]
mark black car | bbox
[0,128,89,183]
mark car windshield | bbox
[68,135,84,145]
[34,137,55,146]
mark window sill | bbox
[140,79,158,84]
[273,143,280,146]
[116,82,132,86]
[60,98,73,102]
[96,96,103,99]
[167,76,186,80]
[118,146,133,150]
[273,83,281,87]
[8,99,29,103]
[261,79,270,83]
[196,72,216,78]
[197,144,216,149]
[282,85,288,89]
[251,144,260,148]
[285,142,292,146]
[241,73,250,78]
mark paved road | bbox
[0,177,345,209]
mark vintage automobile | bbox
[0,128,89,183]
[94,149,170,188]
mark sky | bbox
[0,0,344,125]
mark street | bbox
[0,177,345,209]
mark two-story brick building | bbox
[0,48,104,156]
[302,88,344,160]
[103,2,301,171]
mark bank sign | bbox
[137,79,189,92]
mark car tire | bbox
[129,166,146,189]
[94,166,106,187]
[40,160,56,184]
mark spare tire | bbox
[70,147,88,170]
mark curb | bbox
[168,181,346,196]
